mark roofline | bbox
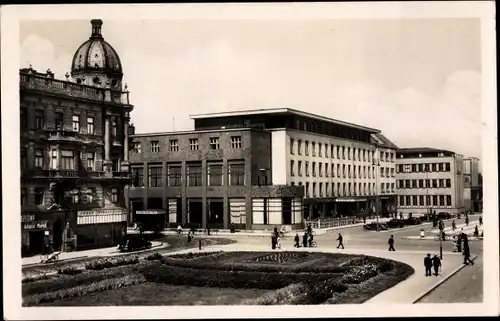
[189,108,381,133]
[397,147,457,154]
[131,127,255,138]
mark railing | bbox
[20,73,130,105]
[304,217,363,229]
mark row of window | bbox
[398,195,453,207]
[21,149,97,171]
[135,136,243,153]
[290,138,395,162]
[397,179,452,189]
[397,162,451,173]
[290,160,394,179]
[20,187,114,206]
[290,181,395,198]
[131,161,246,187]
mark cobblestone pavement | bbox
[417,255,483,303]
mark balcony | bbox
[45,127,104,146]
[22,169,132,181]
[20,72,131,106]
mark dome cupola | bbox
[70,19,124,90]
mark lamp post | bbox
[373,146,380,232]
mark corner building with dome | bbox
[20,19,134,256]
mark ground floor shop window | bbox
[167,198,182,224]
[208,198,224,227]
[187,198,202,226]
[229,198,246,225]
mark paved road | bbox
[417,255,483,303]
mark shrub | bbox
[85,255,139,270]
[168,251,225,260]
[22,273,54,283]
[295,279,349,304]
[144,252,163,261]
[341,264,379,284]
[57,266,84,275]
[23,274,146,306]
[242,283,305,305]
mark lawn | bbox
[23,251,414,306]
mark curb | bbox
[412,254,478,303]
[22,255,89,267]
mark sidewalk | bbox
[22,241,167,266]
[164,242,468,304]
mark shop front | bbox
[334,197,368,217]
[76,208,127,251]
[21,214,49,257]
[135,209,167,232]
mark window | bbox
[446,195,452,206]
[132,167,144,187]
[419,195,424,206]
[424,164,430,172]
[412,195,418,206]
[112,118,117,137]
[397,164,403,173]
[426,195,431,206]
[331,164,335,177]
[87,117,94,134]
[305,161,309,176]
[426,179,431,188]
[342,164,346,178]
[312,162,316,177]
[72,115,80,132]
[111,189,118,203]
[187,163,202,186]
[353,148,356,161]
[167,164,182,186]
[399,195,405,206]
[336,164,340,178]
[405,196,411,206]
[405,180,411,188]
[418,164,423,172]
[432,195,438,206]
[411,164,417,172]
[438,163,444,172]
[398,180,404,189]
[207,162,223,186]
[305,182,310,197]
[418,179,424,188]
[391,168,395,177]
[87,187,96,203]
[381,183,385,193]
[35,149,44,169]
[189,138,199,150]
[342,183,346,196]
[439,179,444,188]
[51,150,58,169]
[305,141,309,155]
[331,145,335,158]
[380,167,385,177]
[431,163,437,172]
[318,143,322,157]
[298,161,303,176]
[169,139,179,152]
[20,109,27,131]
[149,166,163,187]
[445,162,451,171]
[312,182,317,197]
[325,144,328,157]
[298,140,302,155]
[391,183,395,193]
[319,183,323,197]
[403,165,411,173]
[347,147,350,160]
[55,112,64,130]
[231,136,242,149]
[87,152,95,170]
[35,188,44,205]
[325,183,329,196]
[209,137,220,150]
[290,160,295,176]
[61,150,74,170]
[290,138,295,154]
[229,162,245,185]
[133,142,142,153]
[432,179,438,188]
[35,110,44,129]
[446,179,451,188]
[412,180,417,188]
[318,163,322,177]
[439,195,445,206]
[151,141,160,153]
[324,162,328,177]
[311,142,316,156]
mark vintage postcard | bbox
[1,1,498,320]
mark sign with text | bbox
[78,209,125,216]
[21,214,36,223]
[335,198,367,202]
[23,220,48,230]
[136,210,166,215]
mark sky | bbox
[19,18,482,158]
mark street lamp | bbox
[373,146,380,232]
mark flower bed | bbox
[84,255,139,270]
[252,252,307,263]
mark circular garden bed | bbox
[23,251,414,306]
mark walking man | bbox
[463,243,474,265]
[388,235,396,251]
[465,216,469,226]
[479,216,483,225]
[424,253,433,276]
[302,232,308,248]
[294,233,300,248]
[432,253,442,276]
[452,220,456,231]
[473,225,479,238]
[336,233,344,249]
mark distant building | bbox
[463,157,482,212]
[20,19,134,257]
[127,108,397,230]
[395,148,465,216]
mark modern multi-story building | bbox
[127,108,397,230]
[20,19,134,256]
[463,157,482,212]
[395,148,465,217]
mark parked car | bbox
[386,219,405,229]
[403,217,422,225]
[118,235,152,252]
[363,223,388,231]
[423,212,452,221]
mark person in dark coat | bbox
[336,233,344,249]
[473,225,479,237]
[308,233,314,247]
[432,253,441,276]
[457,234,462,252]
[424,253,433,276]
[271,234,277,250]
[388,235,395,251]
[479,216,483,225]
[302,233,308,248]
[465,216,469,226]
[463,241,474,265]
[294,233,300,248]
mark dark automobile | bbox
[386,219,405,229]
[403,217,422,225]
[118,235,152,252]
[363,223,388,231]
[424,212,452,221]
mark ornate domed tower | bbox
[71,19,124,90]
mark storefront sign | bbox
[136,210,166,215]
[78,209,125,216]
[335,198,367,202]
[77,209,127,225]
[23,220,48,230]
[21,214,36,223]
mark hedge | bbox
[144,252,163,261]
[140,263,338,290]
[84,255,139,270]
[242,283,305,305]
[23,274,146,306]
[58,265,84,275]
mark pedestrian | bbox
[177,224,183,235]
[271,234,277,250]
[336,233,344,249]
[308,232,314,247]
[473,225,479,238]
[302,232,308,248]
[363,216,366,224]
[388,235,396,251]
[432,253,442,276]
[230,223,235,233]
[465,216,469,226]
[441,230,447,241]
[479,216,483,225]
[424,253,433,276]
[452,220,456,231]
[457,233,462,253]
[463,243,474,265]
[187,232,193,244]
[294,233,300,248]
